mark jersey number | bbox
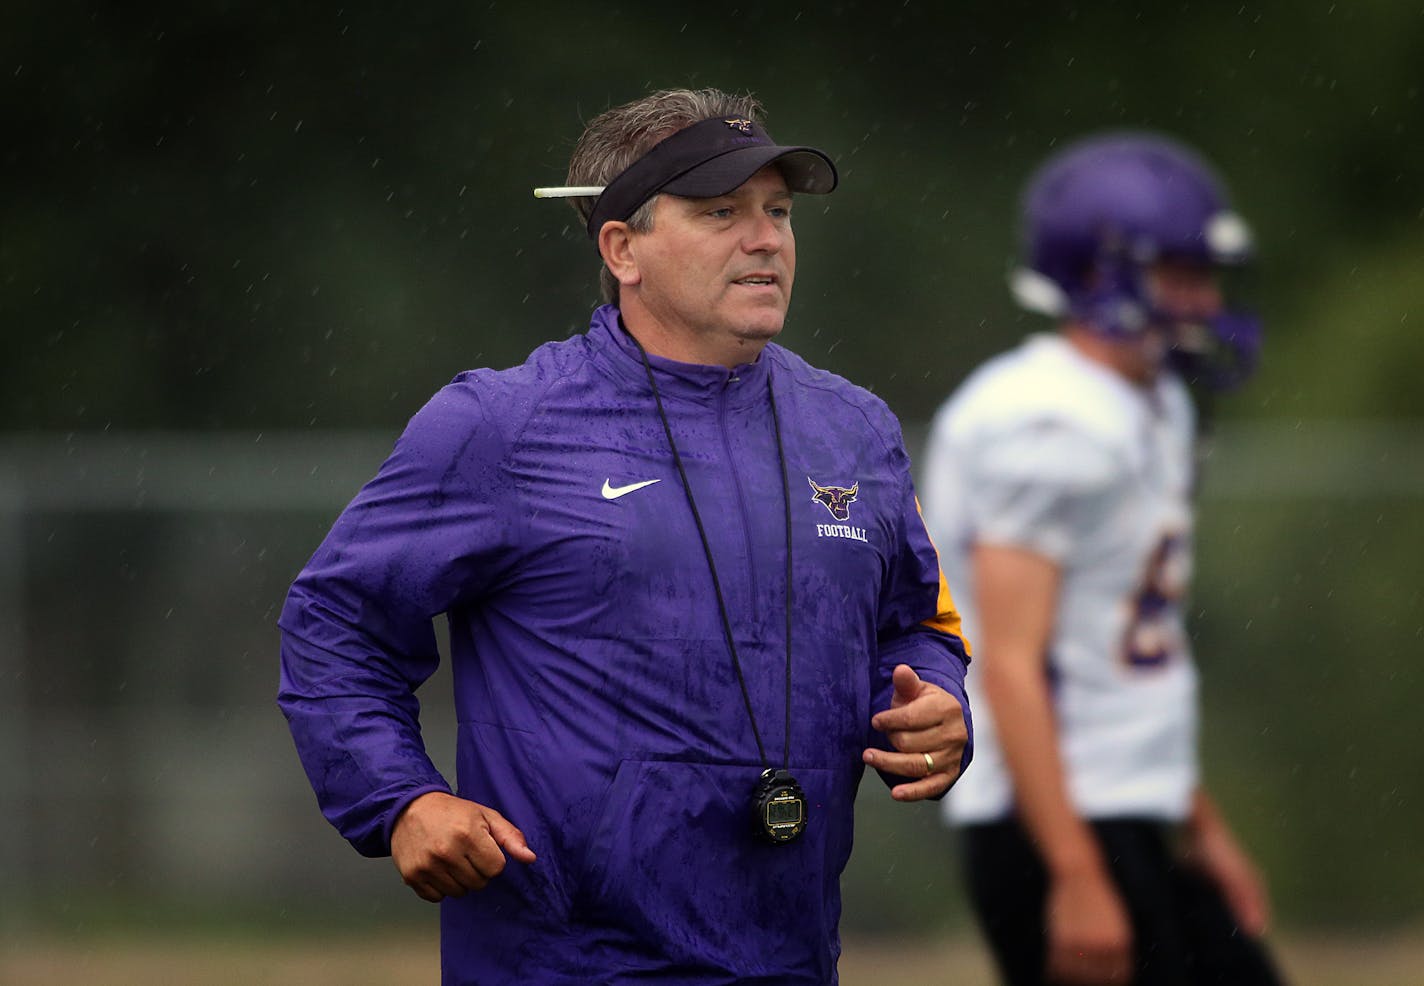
[1121,531,1188,669]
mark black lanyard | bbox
[633,339,806,843]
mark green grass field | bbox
[4,932,1422,985]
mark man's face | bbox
[1148,259,1224,324]
[629,165,796,364]
[1132,259,1225,382]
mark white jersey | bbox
[922,334,1199,824]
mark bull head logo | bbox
[808,477,858,521]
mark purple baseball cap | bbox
[584,116,838,238]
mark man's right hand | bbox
[1045,866,1134,984]
[390,791,537,902]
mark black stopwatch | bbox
[752,768,807,844]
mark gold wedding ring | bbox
[923,752,936,775]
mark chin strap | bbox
[1167,311,1262,392]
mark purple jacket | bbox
[278,305,971,984]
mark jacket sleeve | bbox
[870,427,974,792]
[277,380,514,857]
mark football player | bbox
[921,134,1285,985]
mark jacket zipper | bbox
[719,374,762,622]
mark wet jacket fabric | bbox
[278,304,971,985]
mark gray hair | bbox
[567,88,764,304]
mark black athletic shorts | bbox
[961,818,1286,986]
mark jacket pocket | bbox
[579,758,846,981]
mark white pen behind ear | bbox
[532,186,606,198]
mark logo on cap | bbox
[723,118,754,134]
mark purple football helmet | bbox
[1009,132,1261,390]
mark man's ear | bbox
[598,221,641,289]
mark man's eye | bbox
[768,206,791,219]
[708,207,734,218]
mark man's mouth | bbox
[733,274,778,286]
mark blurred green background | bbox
[2,0,1421,960]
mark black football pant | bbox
[961,818,1286,986]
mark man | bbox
[921,134,1284,985]
[279,88,972,985]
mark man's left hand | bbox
[1183,792,1272,937]
[862,663,968,801]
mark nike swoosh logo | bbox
[601,478,661,500]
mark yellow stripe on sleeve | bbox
[914,495,972,656]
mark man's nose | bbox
[741,214,785,254]
[1193,284,1225,320]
